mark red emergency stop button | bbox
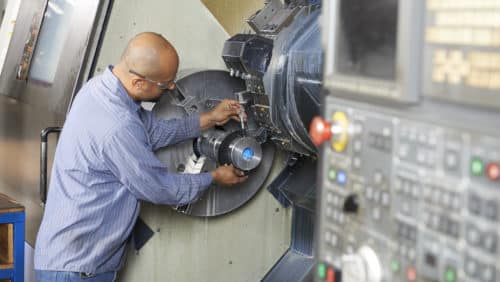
[487,163,500,181]
[310,116,332,146]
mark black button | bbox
[482,233,497,254]
[483,200,498,221]
[343,194,359,214]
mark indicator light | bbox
[317,263,326,279]
[486,163,500,181]
[328,168,337,181]
[327,268,335,282]
[471,158,484,176]
[391,260,400,273]
[407,267,417,281]
[445,267,456,282]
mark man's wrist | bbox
[200,112,216,131]
[210,170,218,183]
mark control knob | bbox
[343,194,359,214]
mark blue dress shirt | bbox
[34,66,212,273]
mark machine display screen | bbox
[335,0,399,81]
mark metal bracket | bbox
[247,0,300,35]
[40,127,62,204]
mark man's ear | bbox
[131,78,144,90]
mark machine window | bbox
[29,0,74,85]
[335,0,399,81]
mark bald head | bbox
[120,32,178,78]
[113,32,179,101]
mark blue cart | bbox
[0,194,25,282]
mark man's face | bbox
[130,65,177,102]
[141,71,177,102]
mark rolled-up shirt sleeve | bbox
[101,122,212,205]
[139,108,200,150]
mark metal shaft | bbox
[240,111,245,130]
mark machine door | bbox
[0,0,111,114]
[0,0,111,244]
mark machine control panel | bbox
[315,0,500,281]
[315,104,500,282]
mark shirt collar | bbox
[102,65,141,112]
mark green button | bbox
[391,260,400,273]
[445,267,456,282]
[317,263,326,279]
[471,158,484,176]
[328,169,337,181]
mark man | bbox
[34,32,247,281]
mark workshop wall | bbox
[201,0,263,36]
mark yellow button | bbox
[331,111,348,153]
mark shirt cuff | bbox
[184,115,202,138]
[199,172,213,189]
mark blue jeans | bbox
[35,270,117,282]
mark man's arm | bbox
[102,123,212,205]
[141,99,244,150]
[140,110,201,150]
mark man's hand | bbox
[200,99,246,130]
[210,164,248,186]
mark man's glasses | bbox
[129,69,176,90]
